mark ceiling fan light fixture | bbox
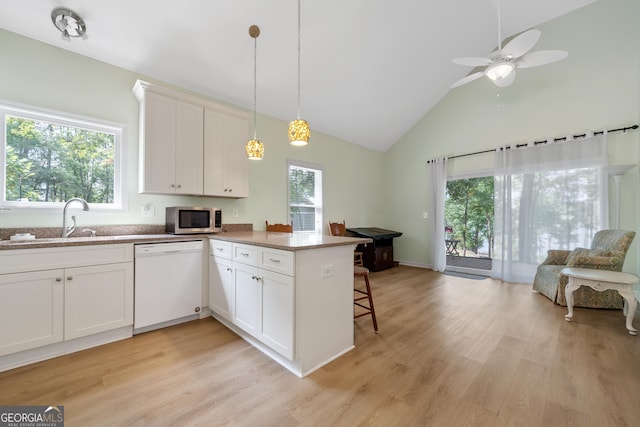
[485,61,514,82]
[51,8,88,41]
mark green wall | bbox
[0,29,384,232]
[384,0,640,272]
[1,0,639,275]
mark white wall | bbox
[384,0,640,273]
[0,29,385,232]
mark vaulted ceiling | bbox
[0,0,597,151]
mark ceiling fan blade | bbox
[452,57,492,67]
[517,50,568,69]
[450,72,484,89]
[502,29,541,58]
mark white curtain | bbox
[492,132,609,283]
[428,157,448,271]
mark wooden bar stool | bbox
[354,265,378,332]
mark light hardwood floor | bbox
[2,266,640,426]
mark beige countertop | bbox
[0,230,371,251]
[0,234,210,250]
[210,231,371,251]
[0,223,254,251]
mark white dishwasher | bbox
[134,240,203,333]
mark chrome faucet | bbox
[62,198,90,238]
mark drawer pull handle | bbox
[226,268,232,273]
[216,248,224,252]
[56,277,62,282]
[241,252,249,257]
[67,276,73,281]
[269,258,281,263]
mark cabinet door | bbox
[175,101,204,194]
[222,114,249,198]
[0,270,64,356]
[140,91,177,193]
[65,262,134,340]
[203,108,225,196]
[209,256,234,321]
[259,269,294,359]
[233,263,259,336]
[203,107,249,198]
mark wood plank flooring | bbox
[1,266,639,426]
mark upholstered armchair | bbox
[532,230,636,308]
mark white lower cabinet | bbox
[0,270,64,356]
[232,262,260,336]
[208,256,234,322]
[209,238,357,378]
[258,269,294,359]
[64,262,134,340]
[209,242,294,360]
[0,244,134,364]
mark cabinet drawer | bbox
[0,244,133,275]
[259,248,294,276]
[210,240,232,260]
[233,244,258,266]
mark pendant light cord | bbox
[253,35,258,139]
[296,0,301,120]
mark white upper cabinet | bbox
[204,107,249,198]
[133,80,249,198]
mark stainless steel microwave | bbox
[165,207,222,234]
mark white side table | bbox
[562,267,639,335]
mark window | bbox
[0,103,125,210]
[288,160,323,233]
[445,176,494,265]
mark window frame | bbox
[287,159,323,234]
[0,100,127,213]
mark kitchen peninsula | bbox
[209,231,371,377]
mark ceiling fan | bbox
[450,0,568,89]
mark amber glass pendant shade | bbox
[288,119,310,146]
[245,138,264,160]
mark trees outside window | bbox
[288,160,323,233]
[1,104,123,209]
[445,177,494,258]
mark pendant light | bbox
[245,25,264,160]
[288,0,310,146]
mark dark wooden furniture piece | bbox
[347,227,403,272]
[265,221,293,233]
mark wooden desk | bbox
[347,227,402,272]
[562,267,639,335]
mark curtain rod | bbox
[427,124,638,163]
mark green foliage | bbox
[5,116,115,203]
[289,166,320,232]
[445,177,494,257]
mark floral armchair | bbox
[532,230,636,308]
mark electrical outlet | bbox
[320,265,334,278]
[422,211,428,219]
[232,208,238,218]
[141,206,155,218]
